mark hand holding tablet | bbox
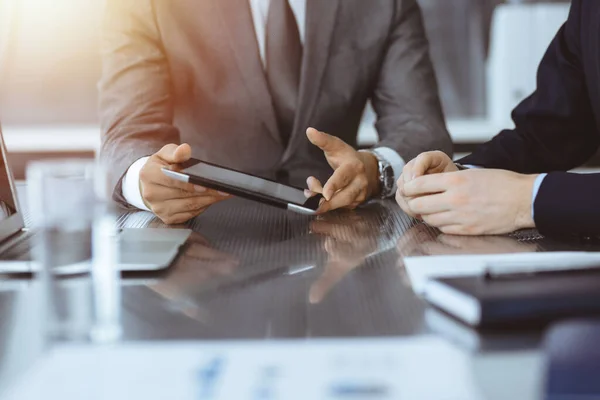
[162,159,323,215]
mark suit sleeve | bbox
[370,0,453,163]
[99,0,179,205]
[459,0,600,238]
[534,172,600,237]
[458,0,598,173]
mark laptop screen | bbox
[0,125,26,243]
[0,149,17,221]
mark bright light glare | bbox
[0,0,103,125]
[8,0,100,51]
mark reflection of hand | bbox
[139,144,230,225]
[397,224,538,258]
[305,128,379,213]
[308,213,379,304]
[150,232,239,301]
[396,223,437,258]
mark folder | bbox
[404,252,600,294]
[423,270,600,327]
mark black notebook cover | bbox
[424,271,600,327]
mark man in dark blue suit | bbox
[395,0,600,238]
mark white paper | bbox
[4,337,481,400]
[404,251,600,294]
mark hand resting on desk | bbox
[396,151,537,235]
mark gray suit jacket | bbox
[99,0,452,205]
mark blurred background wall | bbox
[0,0,101,125]
[0,0,572,178]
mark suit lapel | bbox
[285,0,340,159]
[216,0,281,144]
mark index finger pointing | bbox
[306,128,344,153]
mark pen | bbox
[483,263,600,280]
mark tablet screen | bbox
[181,160,310,206]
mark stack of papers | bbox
[4,337,481,400]
[404,252,600,294]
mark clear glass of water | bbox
[27,160,121,343]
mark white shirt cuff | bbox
[122,156,151,212]
[531,173,548,220]
[373,147,406,193]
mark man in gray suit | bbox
[99,0,451,224]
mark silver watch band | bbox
[369,149,395,199]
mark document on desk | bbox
[404,251,600,294]
[4,337,481,400]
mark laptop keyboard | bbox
[0,232,35,261]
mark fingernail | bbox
[218,191,229,197]
[195,186,206,193]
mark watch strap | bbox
[369,149,396,199]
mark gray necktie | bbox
[266,0,303,146]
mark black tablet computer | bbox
[162,159,323,215]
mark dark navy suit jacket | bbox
[459,0,600,238]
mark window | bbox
[0,0,101,125]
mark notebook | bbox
[423,270,600,327]
[404,252,600,294]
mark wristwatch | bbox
[369,150,396,199]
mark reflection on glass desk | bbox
[112,197,582,341]
[5,195,587,399]
[5,195,596,342]
[117,199,423,340]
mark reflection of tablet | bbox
[162,159,322,215]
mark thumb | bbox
[306,128,345,154]
[156,143,192,165]
[412,156,430,180]
[410,152,445,180]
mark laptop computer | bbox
[0,125,191,274]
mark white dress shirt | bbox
[122,0,405,210]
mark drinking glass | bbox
[27,160,121,343]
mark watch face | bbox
[382,164,395,191]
